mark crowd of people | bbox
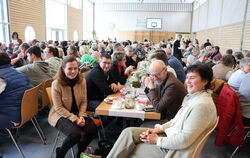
[1,32,250,158]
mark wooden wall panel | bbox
[243,22,250,50]
[195,23,243,54]
[68,6,83,40]
[9,0,46,42]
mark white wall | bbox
[95,3,192,39]
[192,0,248,32]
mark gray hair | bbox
[124,45,133,52]
[205,46,213,51]
[112,52,125,64]
[91,43,98,51]
[240,58,250,66]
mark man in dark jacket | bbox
[0,53,30,129]
[173,34,183,61]
[143,60,187,127]
[86,53,120,111]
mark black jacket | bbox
[86,65,115,101]
[109,63,128,85]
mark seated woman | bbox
[110,52,134,85]
[48,56,97,158]
[107,64,217,158]
[125,45,140,68]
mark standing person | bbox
[48,56,97,158]
[11,32,22,45]
[0,53,30,129]
[173,34,183,61]
[204,39,212,48]
[107,64,217,158]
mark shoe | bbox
[56,147,63,158]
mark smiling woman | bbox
[48,56,98,158]
[107,64,217,158]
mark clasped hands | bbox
[76,116,85,127]
[143,76,155,89]
[110,83,123,92]
[139,128,160,144]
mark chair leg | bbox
[230,130,250,158]
[31,118,46,144]
[33,116,47,141]
[5,128,25,158]
[51,131,60,158]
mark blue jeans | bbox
[0,114,18,129]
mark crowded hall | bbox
[1,0,250,157]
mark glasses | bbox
[149,68,165,78]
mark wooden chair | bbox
[46,87,105,157]
[5,84,46,158]
[230,126,250,158]
[40,78,53,110]
[191,117,219,158]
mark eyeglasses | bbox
[149,68,165,78]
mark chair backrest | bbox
[46,87,53,107]
[192,117,219,158]
[40,78,53,110]
[17,83,42,127]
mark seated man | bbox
[107,64,217,158]
[228,58,250,91]
[165,48,186,83]
[149,50,177,77]
[17,45,54,87]
[86,53,121,112]
[0,53,30,129]
[143,60,187,125]
[238,73,250,126]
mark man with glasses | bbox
[86,53,121,112]
[143,60,187,127]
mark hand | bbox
[76,117,85,127]
[125,66,134,74]
[147,133,158,144]
[144,77,155,89]
[110,83,119,92]
[17,52,24,59]
[139,129,155,141]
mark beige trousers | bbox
[107,127,166,158]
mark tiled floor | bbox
[0,112,250,158]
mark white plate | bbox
[104,97,118,104]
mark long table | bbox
[95,93,161,120]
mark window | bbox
[24,25,36,42]
[0,0,9,44]
[83,0,94,40]
[194,0,207,10]
[46,0,67,41]
[73,30,78,41]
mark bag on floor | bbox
[80,153,101,158]
[94,140,113,158]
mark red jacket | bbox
[215,85,245,146]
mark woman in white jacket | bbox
[107,64,217,158]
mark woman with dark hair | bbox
[11,32,23,45]
[0,53,30,129]
[107,64,217,158]
[67,45,80,62]
[48,56,97,158]
[44,46,62,76]
[109,52,134,85]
